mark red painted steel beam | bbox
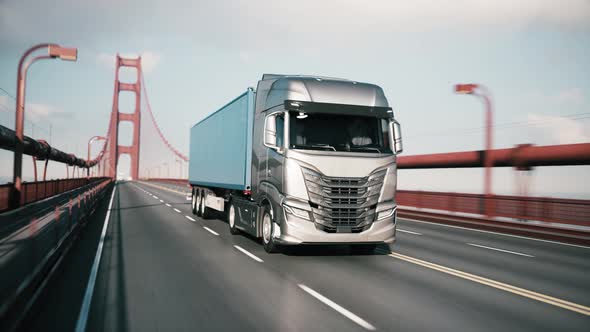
[118,82,139,92]
[119,57,141,67]
[398,143,590,169]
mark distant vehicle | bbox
[189,74,403,253]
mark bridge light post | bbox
[87,136,105,178]
[11,43,78,209]
[455,83,494,217]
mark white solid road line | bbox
[386,251,590,316]
[467,243,535,257]
[233,245,264,263]
[397,229,422,235]
[173,208,182,213]
[185,215,196,222]
[400,217,590,250]
[165,203,171,207]
[298,284,376,331]
[203,226,220,236]
[75,185,117,332]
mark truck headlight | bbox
[301,167,322,183]
[283,204,311,221]
[368,169,387,184]
[376,206,396,221]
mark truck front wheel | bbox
[262,206,279,253]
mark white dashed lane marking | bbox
[233,245,263,263]
[203,226,219,236]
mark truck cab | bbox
[249,74,402,252]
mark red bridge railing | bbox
[397,190,590,227]
[0,177,110,212]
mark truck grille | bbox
[302,168,386,233]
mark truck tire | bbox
[228,201,240,235]
[195,189,203,217]
[262,205,279,253]
[191,188,197,215]
[200,190,213,219]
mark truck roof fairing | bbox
[256,74,389,112]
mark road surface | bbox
[21,181,590,331]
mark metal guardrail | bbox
[0,178,113,330]
[397,190,590,227]
[0,177,110,213]
[0,124,98,169]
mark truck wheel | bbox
[195,189,202,217]
[200,190,213,219]
[191,188,197,215]
[262,206,279,253]
[228,201,240,235]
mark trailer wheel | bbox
[228,201,240,235]
[191,188,197,215]
[200,190,213,219]
[262,205,279,253]
[195,189,203,217]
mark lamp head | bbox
[48,45,78,61]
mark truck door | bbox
[266,113,284,193]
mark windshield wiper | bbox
[351,146,382,154]
[310,144,336,151]
[291,144,337,151]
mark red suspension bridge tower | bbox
[107,55,142,179]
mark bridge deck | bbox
[20,181,590,331]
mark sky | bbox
[0,0,589,197]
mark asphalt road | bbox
[21,181,590,331]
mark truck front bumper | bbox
[275,213,396,245]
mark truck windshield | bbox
[289,112,392,153]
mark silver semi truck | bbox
[189,74,403,253]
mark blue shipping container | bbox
[189,88,255,190]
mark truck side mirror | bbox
[264,114,279,149]
[392,119,403,154]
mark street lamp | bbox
[11,43,78,208]
[95,151,104,176]
[87,136,106,178]
[455,83,494,217]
